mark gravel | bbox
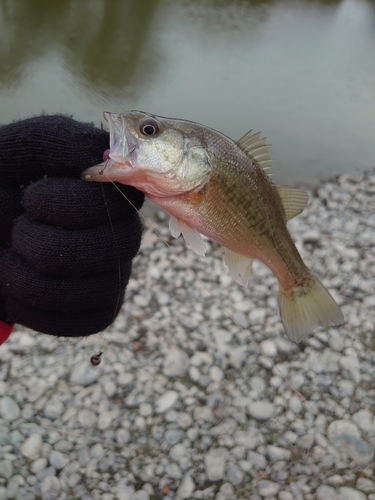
[1,170,375,499]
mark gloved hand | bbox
[0,114,144,343]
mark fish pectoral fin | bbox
[224,248,254,287]
[169,217,206,256]
[276,185,309,221]
[169,216,182,238]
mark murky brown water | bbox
[1,0,374,185]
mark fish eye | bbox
[140,120,159,137]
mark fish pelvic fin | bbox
[278,273,344,344]
[276,185,309,221]
[224,248,254,287]
[169,216,206,256]
[169,216,182,238]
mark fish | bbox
[82,110,344,343]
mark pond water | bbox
[0,0,374,186]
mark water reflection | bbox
[0,0,374,184]
[0,0,355,95]
[0,0,160,96]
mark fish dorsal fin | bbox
[237,130,273,175]
[276,185,309,221]
[237,130,307,219]
[224,247,254,287]
[169,216,206,256]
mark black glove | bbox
[0,115,144,339]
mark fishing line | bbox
[89,176,123,365]
[105,175,365,468]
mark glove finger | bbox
[22,177,144,229]
[40,115,109,177]
[0,115,108,183]
[4,295,124,337]
[0,186,22,245]
[10,214,142,276]
[0,249,131,311]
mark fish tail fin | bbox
[278,273,344,343]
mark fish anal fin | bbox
[224,248,254,287]
[279,274,344,343]
[276,185,309,221]
[237,130,273,178]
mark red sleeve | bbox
[0,321,14,345]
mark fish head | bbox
[82,111,211,197]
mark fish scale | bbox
[82,110,344,343]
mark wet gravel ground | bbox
[1,170,375,500]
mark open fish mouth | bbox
[103,112,136,162]
[82,112,136,182]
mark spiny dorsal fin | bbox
[276,185,309,221]
[237,130,273,177]
[237,130,307,219]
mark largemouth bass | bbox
[82,111,344,343]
